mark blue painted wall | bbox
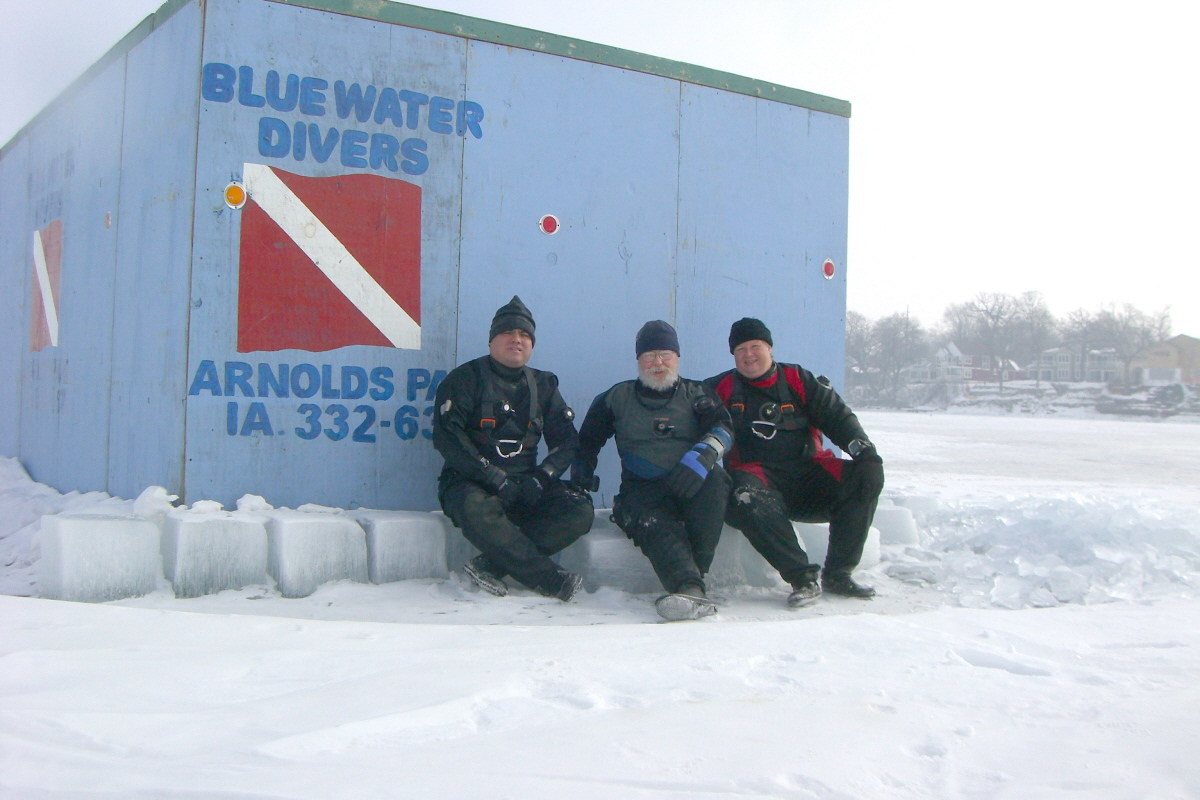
[15,47,125,494]
[0,0,849,510]
[0,141,29,457]
[185,0,468,510]
[107,1,204,499]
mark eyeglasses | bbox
[638,350,678,364]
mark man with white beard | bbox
[572,321,733,621]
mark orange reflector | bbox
[224,182,247,210]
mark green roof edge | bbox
[271,0,851,117]
[1,0,851,158]
[0,0,193,159]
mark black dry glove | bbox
[482,463,521,508]
[664,441,719,501]
[568,461,599,494]
[513,471,547,508]
[847,438,884,498]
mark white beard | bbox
[638,363,680,391]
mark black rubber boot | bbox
[463,554,509,597]
[546,570,584,602]
[787,568,822,608]
[821,570,876,598]
[655,582,718,621]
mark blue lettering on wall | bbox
[241,402,275,436]
[340,129,369,169]
[202,362,448,445]
[291,363,320,399]
[370,367,394,401]
[320,365,341,399]
[398,90,428,130]
[308,125,339,163]
[374,88,404,127]
[200,65,485,175]
[238,66,266,108]
[427,96,454,134]
[406,368,431,402]
[335,81,377,122]
[266,71,300,112]
[400,138,428,176]
[259,363,290,398]
[299,77,328,116]
[201,63,236,102]
[292,121,307,161]
[369,133,400,172]
[225,362,255,397]
[457,101,484,139]
[259,117,290,158]
[341,367,368,400]
[189,360,222,396]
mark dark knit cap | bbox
[728,317,773,353]
[635,320,680,357]
[489,295,536,344]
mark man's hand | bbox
[664,442,719,501]
[847,439,884,498]
[568,461,599,494]
[482,463,521,508]
[513,471,547,508]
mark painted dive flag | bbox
[30,220,63,352]
[236,163,422,352]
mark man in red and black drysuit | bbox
[704,318,884,607]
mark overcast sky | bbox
[3,0,1197,335]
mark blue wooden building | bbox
[0,0,851,510]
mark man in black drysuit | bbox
[571,320,733,621]
[433,296,593,601]
[705,318,884,607]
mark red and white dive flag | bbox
[237,163,422,352]
[30,220,63,352]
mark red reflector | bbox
[539,214,559,235]
[822,259,835,279]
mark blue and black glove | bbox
[664,429,730,500]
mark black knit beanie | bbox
[728,317,773,353]
[635,320,680,357]
[489,295,536,344]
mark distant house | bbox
[1129,334,1200,385]
[931,343,980,381]
[903,343,1023,384]
[1029,346,1118,383]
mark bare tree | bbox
[940,302,978,351]
[1092,304,1172,383]
[873,311,928,403]
[1013,292,1057,386]
[964,292,1020,387]
[1059,308,1100,381]
[844,310,876,390]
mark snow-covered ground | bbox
[2,411,1199,798]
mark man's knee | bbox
[443,481,505,530]
[540,483,594,533]
[728,480,788,529]
[615,503,685,548]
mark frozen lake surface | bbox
[1,411,1198,798]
